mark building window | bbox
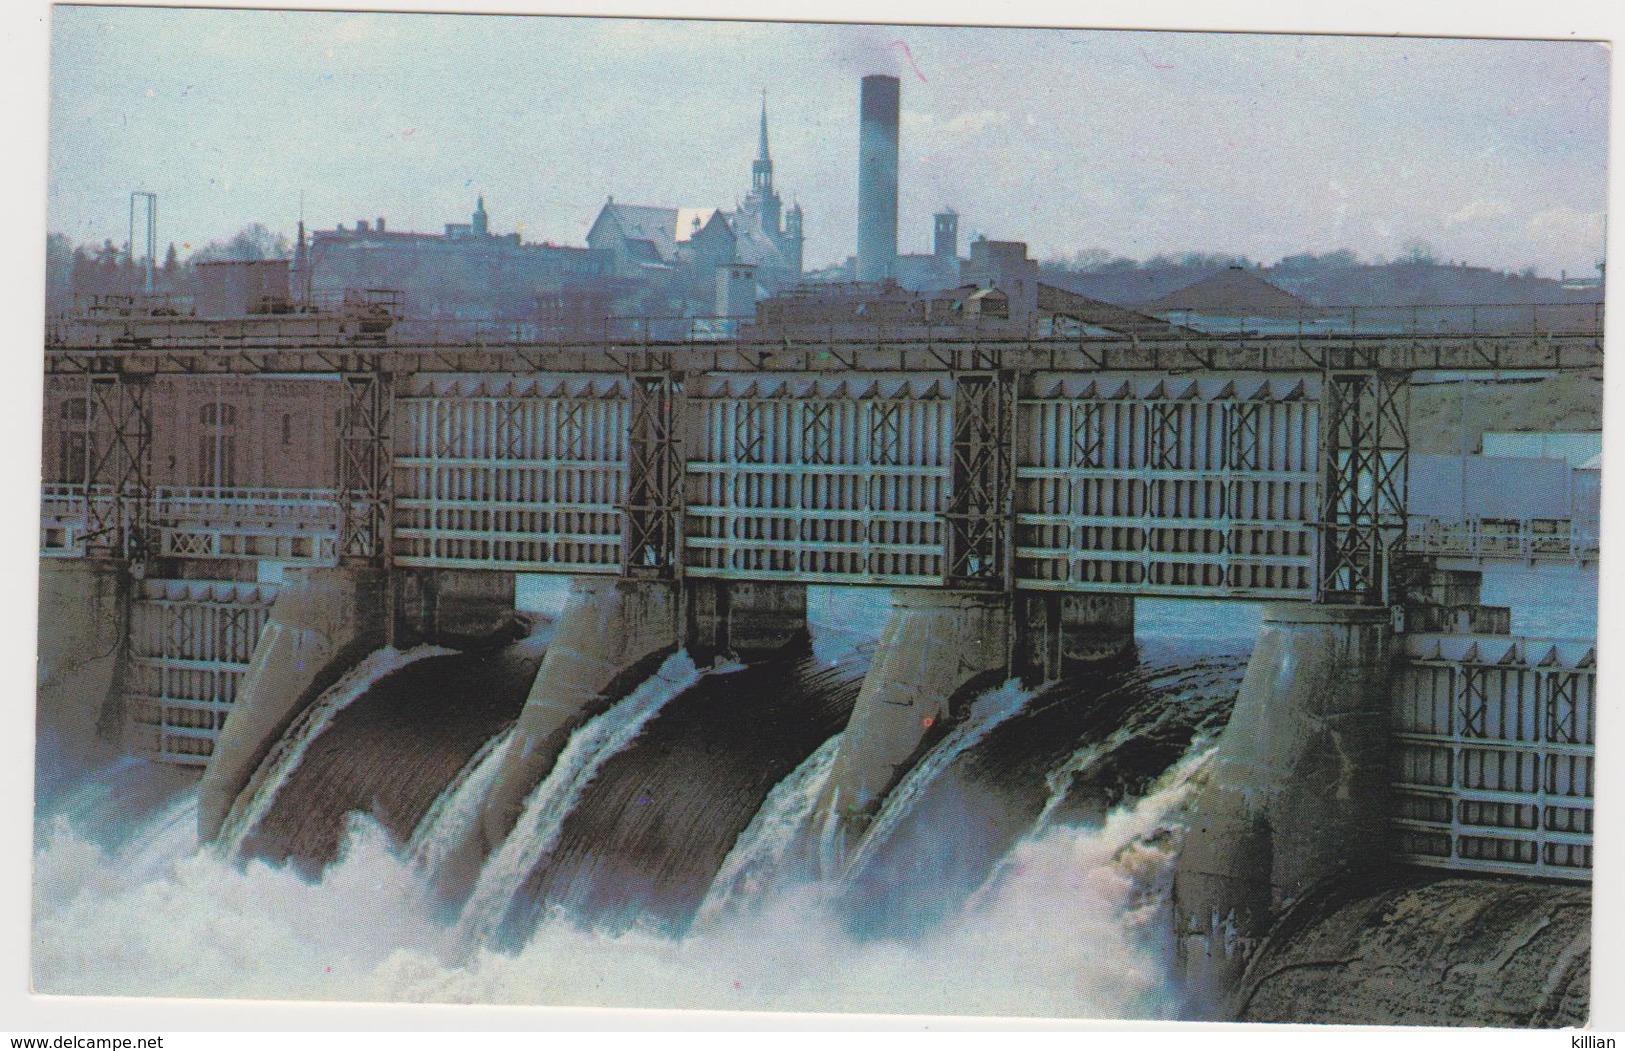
[198,402,238,489]
[58,397,94,484]
[282,414,293,445]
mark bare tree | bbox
[190,223,291,263]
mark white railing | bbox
[1408,516,1599,566]
[40,485,342,563]
[151,486,341,564]
[151,486,341,524]
[39,483,118,556]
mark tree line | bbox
[46,224,292,313]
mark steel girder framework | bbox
[75,374,153,560]
[43,330,1603,379]
[338,366,393,562]
[946,370,1016,588]
[623,369,684,576]
[1318,369,1409,604]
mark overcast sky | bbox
[47,5,1610,276]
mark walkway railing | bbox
[40,483,117,556]
[1408,516,1599,566]
[40,485,341,564]
[379,302,1611,346]
[46,299,1605,353]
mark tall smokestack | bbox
[857,74,900,283]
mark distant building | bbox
[1481,431,1602,468]
[761,235,1189,338]
[735,95,805,285]
[301,198,614,323]
[585,202,736,314]
[585,95,805,314]
[194,259,293,316]
[1144,266,1311,317]
[961,236,1041,323]
[894,209,964,293]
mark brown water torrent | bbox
[241,631,548,872]
[498,644,869,938]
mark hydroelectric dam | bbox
[35,302,1600,1021]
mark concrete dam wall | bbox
[1233,872,1590,1027]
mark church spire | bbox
[757,89,770,163]
[751,90,774,197]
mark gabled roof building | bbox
[585,94,805,313]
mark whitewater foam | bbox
[839,678,1032,878]
[32,642,1236,1019]
[692,733,842,926]
[217,645,453,855]
[457,652,702,944]
[33,770,1190,1017]
[409,727,515,875]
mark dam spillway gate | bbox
[37,322,1602,887]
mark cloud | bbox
[900,109,1007,140]
[945,110,1006,137]
[1523,207,1606,267]
[1445,200,1512,226]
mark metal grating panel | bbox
[685,374,950,584]
[124,579,278,767]
[1015,374,1319,598]
[1390,633,1595,881]
[393,374,627,572]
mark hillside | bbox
[1291,261,1597,308]
[1409,373,1603,454]
[1045,258,1598,310]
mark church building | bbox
[585,94,805,314]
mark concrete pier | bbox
[1172,602,1394,1018]
[478,578,681,852]
[36,559,129,788]
[687,579,809,662]
[476,577,808,855]
[1401,566,1510,635]
[199,566,388,841]
[819,590,1011,854]
[393,568,519,647]
[1014,592,1135,683]
[816,589,1136,859]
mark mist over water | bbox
[33,584,1259,1017]
[32,766,1204,1017]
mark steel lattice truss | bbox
[623,370,684,576]
[1318,370,1409,604]
[946,371,1016,587]
[73,374,152,560]
[338,366,393,562]
[39,344,1590,606]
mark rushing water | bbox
[219,645,454,857]
[457,652,704,949]
[496,641,869,937]
[31,570,1592,1018]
